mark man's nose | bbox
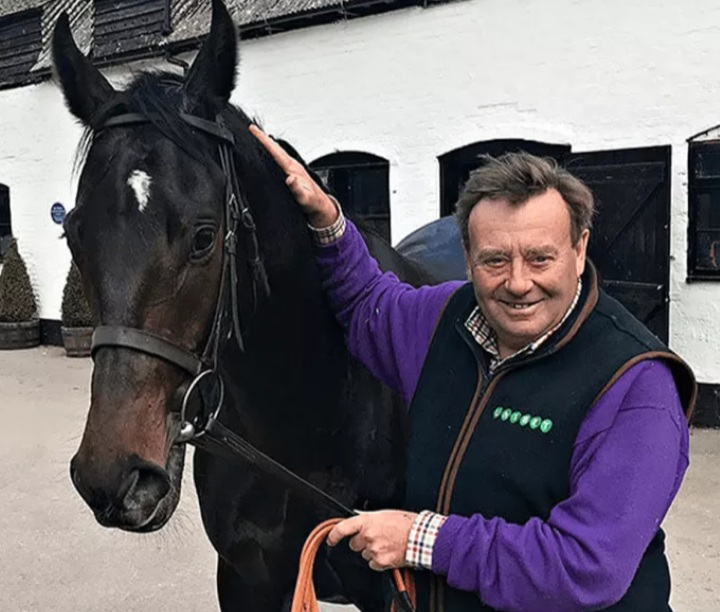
[504,259,533,295]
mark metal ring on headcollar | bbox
[178,370,225,442]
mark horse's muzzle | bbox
[70,454,171,531]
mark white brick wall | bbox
[0,83,85,324]
[1,0,719,383]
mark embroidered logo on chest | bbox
[492,406,553,433]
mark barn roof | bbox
[0,0,46,19]
[0,0,448,89]
[166,0,357,46]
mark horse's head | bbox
[53,0,246,531]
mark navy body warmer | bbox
[403,265,696,612]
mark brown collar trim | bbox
[591,350,698,422]
[550,261,600,354]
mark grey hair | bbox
[455,152,595,249]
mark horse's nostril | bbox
[120,463,171,512]
[68,455,171,529]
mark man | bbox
[250,126,696,612]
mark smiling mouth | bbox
[500,300,541,310]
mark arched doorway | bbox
[310,152,391,241]
[438,139,571,217]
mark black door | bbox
[0,184,11,261]
[310,152,391,242]
[439,139,571,217]
[562,147,671,343]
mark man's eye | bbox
[531,255,552,265]
[485,257,506,267]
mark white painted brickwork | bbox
[1,0,719,383]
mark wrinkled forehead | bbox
[466,193,576,258]
[470,192,572,234]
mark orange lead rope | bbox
[290,518,416,612]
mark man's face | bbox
[465,188,589,358]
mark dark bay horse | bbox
[52,0,441,609]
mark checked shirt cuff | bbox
[405,510,448,570]
[308,196,346,245]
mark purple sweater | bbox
[315,219,689,611]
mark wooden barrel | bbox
[0,319,40,350]
[61,326,93,357]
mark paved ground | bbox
[0,346,718,611]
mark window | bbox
[688,141,720,280]
[438,140,571,217]
[310,152,391,242]
[0,9,42,89]
[0,184,12,262]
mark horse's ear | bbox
[184,0,238,111]
[52,12,115,128]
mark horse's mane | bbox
[72,68,437,287]
[73,70,261,176]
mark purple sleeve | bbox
[314,219,464,405]
[431,359,689,612]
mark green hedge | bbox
[0,239,37,322]
[62,261,93,328]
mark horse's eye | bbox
[191,226,217,259]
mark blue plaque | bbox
[51,202,66,225]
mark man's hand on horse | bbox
[326,510,418,571]
[249,124,339,229]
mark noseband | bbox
[89,110,269,440]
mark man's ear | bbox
[464,248,474,282]
[575,228,590,276]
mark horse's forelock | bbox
[74,70,226,180]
